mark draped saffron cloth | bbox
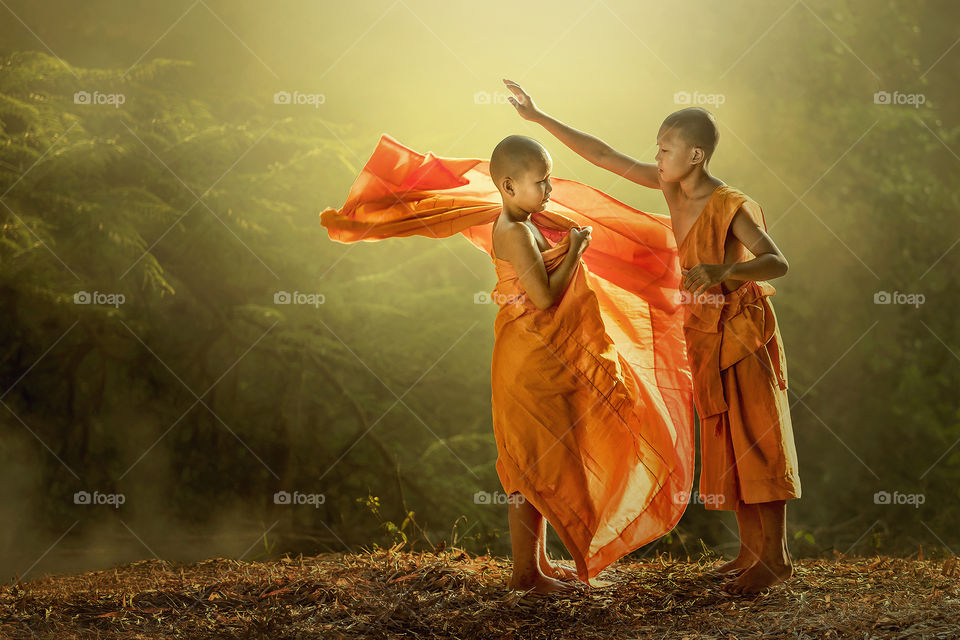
[320,134,694,580]
[678,185,800,510]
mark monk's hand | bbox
[682,263,732,297]
[570,225,592,258]
[503,78,542,121]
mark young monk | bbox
[321,132,697,595]
[488,135,591,593]
[504,79,801,594]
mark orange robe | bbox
[321,134,694,580]
[679,185,801,511]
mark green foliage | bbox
[0,50,503,560]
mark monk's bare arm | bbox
[500,225,582,310]
[503,79,661,189]
[682,208,789,295]
[725,209,789,282]
[537,112,661,189]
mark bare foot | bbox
[706,556,754,578]
[509,572,581,595]
[724,557,793,594]
[541,562,579,582]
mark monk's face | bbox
[508,154,553,214]
[655,127,698,182]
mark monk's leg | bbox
[536,518,578,581]
[507,493,576,593]
[712,500,762,576]
[726,500,794,594]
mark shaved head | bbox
[660,107,719,164]
[490,135,551,191]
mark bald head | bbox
[490,135,551,193]
[660,107,719,165]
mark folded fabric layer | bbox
[678,185,800,511]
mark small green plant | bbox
[794,529,816,545]
[244,528,277,562]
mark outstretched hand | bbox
[503,78,542,121]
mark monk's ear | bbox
[502,177,516,196]
[690,146,705,165]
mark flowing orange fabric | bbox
[679,185,801,511]
[321,134,694,580]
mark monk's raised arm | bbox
[499,223,586,310]
[503,78,661,189]
[593,146,661,189]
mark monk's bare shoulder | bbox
[494,217,538,263]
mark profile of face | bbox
[655,126,703,182]
[502,153,553,214]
